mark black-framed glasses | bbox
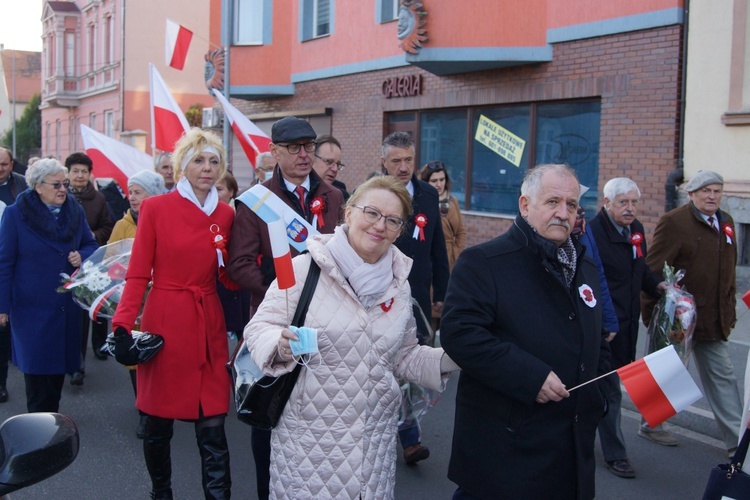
[41,180,71,190]
[314,154,345,170]
[426,161,446,170]
[352,205,405,231]
[275,142,316,155]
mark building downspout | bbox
[221,0,231,161]
[118,0,126,144]
[677,0,690,169]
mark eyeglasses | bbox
[352,205,405,231]
[314,154,345,170]
[41,180,71,190]
[275,142,316,155]
[426,161,446,170]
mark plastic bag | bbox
[646,262,696,362]
[58,239,137,321]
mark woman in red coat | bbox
[112,128,235,499]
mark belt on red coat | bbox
[152,279,217,369]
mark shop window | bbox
[469,105,531,214]
[535,101,601,213]
[301,0,331,41]
[419,110,468,208]
[414,99,601,216]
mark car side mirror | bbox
[0,413,79,496]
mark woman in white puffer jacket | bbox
[245,175,459,499]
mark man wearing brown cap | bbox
[642,170,743,457]
[227,116,344,499]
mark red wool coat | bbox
[112,191,234,419]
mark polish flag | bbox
[80,125,153,192]
[150,63,190,153]
[617,345,703,428]
[212,90,271,168]
[268,219,296,290]
[165,19,193,70]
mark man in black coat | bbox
[381,131,450,464]
[587,177,666,479]
[441,164,610,499]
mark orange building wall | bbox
[219,0,683,88]
[548,0,683,29]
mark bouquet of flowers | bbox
[646,262,697,362]
[57,239,134,321]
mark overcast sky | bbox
[0,1,43,52]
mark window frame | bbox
[233,0,273,45]
[300,0,333,41]
[105,110,115,137]
[376,0,400,24]
[407,98,602,216]
[64,32,75,77]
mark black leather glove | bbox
[113,327,139,366]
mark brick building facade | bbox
[224,25,683,247]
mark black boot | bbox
[196,425,231,499]
[143,415,174,499]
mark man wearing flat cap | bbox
[227,116,344,499]
[642,170,744,456]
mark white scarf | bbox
[176,177,219,216]
[326,225,394,309]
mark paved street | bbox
[0,283,747,498]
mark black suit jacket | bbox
[394,176,450,320]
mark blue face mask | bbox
[289,326,319,356]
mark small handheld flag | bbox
[268,219,295,290]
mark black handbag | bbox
[227,260,320,430]
[702,428,750,500]
[101,330,164,365]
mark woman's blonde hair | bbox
[346,175,413,222]
[172,128,226,181]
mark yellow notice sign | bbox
[474,115,526,167]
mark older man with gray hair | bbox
[642,170,743,458]
[442,164,610,499]
[588,177,666,478]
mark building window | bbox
[46,34,54,77]
[105,15,114,65]
[90,112,96,131]
[234,0,269,45]
[301,0,331,41]
[723,0,750,124]
[65,32,75,77]
[412,99,601,215]
[55,120,61,159]
[377,0,400,23]
[88,24,97,72]
[69,117,75,153]
[105,110,114,137]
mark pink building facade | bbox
[41,0,213,161]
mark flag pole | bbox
[567,369,618,392]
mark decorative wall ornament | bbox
[398,0,428,54]
[204,48,225,92]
